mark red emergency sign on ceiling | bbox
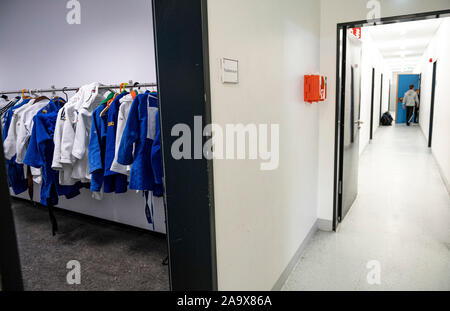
[350,27,362,39]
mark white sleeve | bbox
[72,109,89,160]
[3,113,20,160]
[51,109,64,170]
[60,113,77,164]
[110,107,127,174]
[15,109,32,164]
[60,91,85,164]
[15,122,27,163]
[110,102,132,175]
[30,167,42,184]
[5,102,33,160]
[16,103,47,164]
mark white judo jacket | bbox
[52,83,103,185]
[3,99,35,160]
[3,98,43,184]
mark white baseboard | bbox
[317,218,333,231]
[418,128,450,195]
[432,150,450,195]
[271,219,318,291]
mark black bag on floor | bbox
[381,111,393,126]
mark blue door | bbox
[397,74,420,124]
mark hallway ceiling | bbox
[367,18,444,73]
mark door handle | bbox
[355,120,363,130]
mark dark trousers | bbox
[406,106,414,126]
[415,107,419,123]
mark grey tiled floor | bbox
[283,125,450,291]
[12,199,169,291]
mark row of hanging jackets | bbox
[1,82,163,210]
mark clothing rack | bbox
[0,82,158,96]
[2,81,162,235]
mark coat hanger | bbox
[100,94,116,117]
[29,89,37,99]
[33,95,50,104]
[131,82,141,97]
[100,89,119,117]
[97,84,116,100]
[120,82,128,93]
[62,87,69,102]
[100,83,128,117]
[148,87,158,99]
[22,89,31,99]
[127,82,138,99]
[29,89,49,103]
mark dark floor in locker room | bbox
[11,198,169,291]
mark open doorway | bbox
[0,0,217,291]
[334,10,450,229]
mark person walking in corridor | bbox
[403,85,419,126]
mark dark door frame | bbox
[388,80,391,112]
[153,0,217,290]
[428,61,438,148]
[0,130,24,291]
[379,73,384,122]
[333,9,450,231]
[418,73,422,123]
[370,68,375,140]
[0,0,217,291]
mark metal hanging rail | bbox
[0,82,157,95]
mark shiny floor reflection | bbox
[283,125,450,291]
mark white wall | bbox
[390,73,397,112]
[416,18,450,191]
[0,0,156,89]
[359,28,392,155]
[0,0,165,233]
[208,0,321,290]
[381,71,392,115]
[390,72,401,113]
[317,0,450,222]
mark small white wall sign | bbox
[221,58,239,84]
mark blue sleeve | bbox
[88,110,103,174]
[117,96,140,166]
[23,117,44,168]
[3,100,29,140]
[3,109,14,140]
[151,111,163,185]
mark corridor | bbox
[283,125,450,291]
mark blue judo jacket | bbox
[23,98,82,206]
[3,99,31,195]
[89,100,127,194]
[117,93,162,192]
